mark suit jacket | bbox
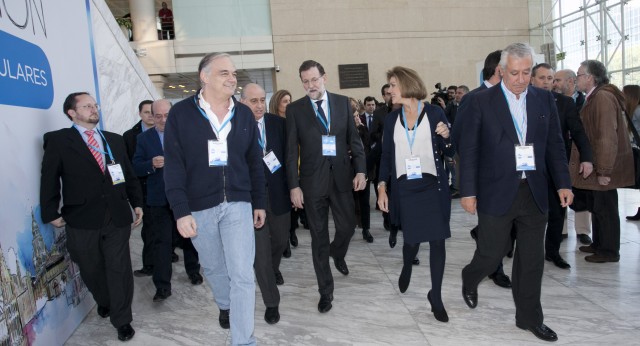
[123,120,143,160]
[551,91,592,163]
[40,127,143,229]
[261,113,291,215]
[132,128,167,207]
[575,92,585,111]
[286,92,366,196]
[457,84,571,216]
[451,84,488,149]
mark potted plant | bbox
[116,17,132,39]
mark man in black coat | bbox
[40,92,143,341]
[123,100,156,276]
[531,63,593,269]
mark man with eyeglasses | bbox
[286,60,366,313]
[40,92,143,341]
[132,99,203,304]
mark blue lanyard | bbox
[310,98,331,134]
[401,102,423,154]
[194,96,235,138]
[500,85,527,144]
[257,121,266,150]
[74,125,115,163]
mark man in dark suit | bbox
[530,63,594,269]
[123,100,156,277]
[286,60,367,313]
[457,43,573,342]
[240,83,290,324]
[40,92,143,341]
[370,85,392,231]
[454,49,513,289]
[132,99,203,303]
[357,96,377,243]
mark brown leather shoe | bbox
[585,254,620,263]
[579,245,596,253]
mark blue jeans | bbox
[192,201,256,346]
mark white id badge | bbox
[515,144,536,171]
[208,140,228,166]
[322,135,336,156]
[107,163,125,185]
[405,156,422,180]
[263,151,281,173]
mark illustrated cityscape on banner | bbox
[1,0,101,344]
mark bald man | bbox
[240,83,291,324]
[133,99,203,303]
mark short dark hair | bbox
[299,60,325,79]
[63,92,90,120]
[386,66,427,100]
[482,50,502,81]
[380,84,390,96]
[581,60,609,85]
[364,96,376,104]
[138,100,153,113]
[457,85,470,93]
[532,63,553,77]
[447,85,457,91]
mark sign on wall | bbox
[0,0,101,344]
[338,63,370,89]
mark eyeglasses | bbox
[76,104,100,111]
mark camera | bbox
[275,65,280,72]
[430,82,448,106]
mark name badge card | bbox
[322,135,336,156]
[263,151,281,173]
[107,163,125,185]
[208,140,228,166]
[405,156,422,180]
[515,144,536,171]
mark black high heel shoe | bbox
[398,264,412,293]
[389,227,398,248]
[427,290,449,322]
[627,208,640,221]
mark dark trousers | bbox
[140,204,153,269]
[354,181,371,230]
[66,222,134,329]
[305,175,356,295]
[255,194,290,307]
[585,189,620,257]
[462,182,547,327]
[545,181,566,257]
[149,205,200,291]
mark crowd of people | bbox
[39,43,640,344]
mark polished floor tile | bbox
[66,189,640,345]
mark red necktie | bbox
[85,130,105,173]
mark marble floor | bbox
[66,189,640,345]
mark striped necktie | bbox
[85,130,105,173]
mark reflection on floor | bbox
[66,189,640,345]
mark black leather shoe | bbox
[283,243,291,258]
[562,233,568,239]
[488,272,512,288]
[153,288,172,302]
[545,254,571,269]
[275,272,284,285]
[318,294,333,313]
[219,309,230,329]
[97,305,110,318]
[577,234,592,245]
[516,322,558,342]
[332,256,349,275]
[117,323,135,341]
[470,227,478,241]
[412,257,420,265]
[427,290,449,322]
[462,285,478,309]
[172,252,179,263]
[265,306,280,324]
[626,208,640,220]
[389,228,397,248]
[188,272,203,285]
[383,220,391,231]
[585,254,620,263]
[133,267,152,277]
[362,229,374,243]
[398,265,412,293]
[290,230,298,247]
[506,249,514,258]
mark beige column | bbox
[129,0,157,42]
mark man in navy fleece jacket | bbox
[163,52,266,346]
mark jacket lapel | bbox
[525,86,540,143]
[306,96,328,135]
[492,86,520,144]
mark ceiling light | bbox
[178,84,185,88]
[168,85,175,89]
